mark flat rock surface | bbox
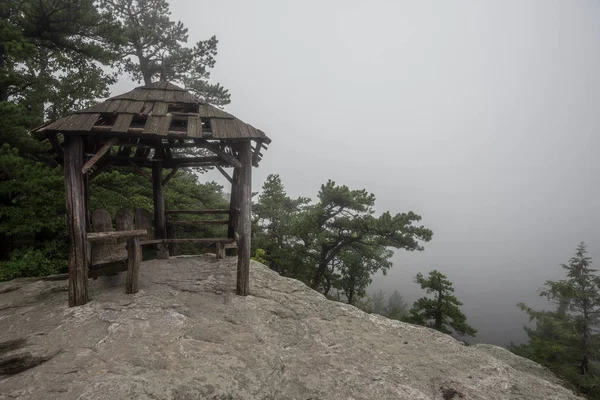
[0,256,581,399]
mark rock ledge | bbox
[0,256,580,399]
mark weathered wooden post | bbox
[83,173,90,232]
[125,237,142,294]
[227,167,240,256]
[152,162,169,259]
[63,135,88,306]
[236,141,252,295]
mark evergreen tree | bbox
[1,0,120,115]
[0,0,120,278]
[515,243,600,398]
[370,290,387,315]
[101,0,230,106]
[335,246,391,305]
[386,290,407,320]
[405,270,476,337]
[253,177,433,302]
[295,180,432,293]
[252,174,310,277]
[367,289,407,320]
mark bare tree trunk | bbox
[311,245,329,290]
[581,302,590,376]
[434,290,443,330]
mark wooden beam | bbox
[95,155,226,169]
[129,161,153,183]
[252,140,264,167]
[195,140,242,168]
[167,220,229,226]
[166,156,222,167]
[125,237,141,294]
[215,165,233,184]
[152,163,169,259]
[166,209,230,215]
[92,126,144,134]
[89,160,114,180]
[86,229,147,243]
[162,167,179,186]
[237,141,252,296]
[81,137,119,174]
[83,172,90,234]
[227,167,240,242]
[140,238,235,245]
[64,135,88,306]
[167,142,201,149]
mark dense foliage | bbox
[0,0,121,280]
[0,0,230,280]
[364,290,408,320]
[511,243,600,399]
[404,270,477,337]
[252,174,433,303]
[100,0,230,106]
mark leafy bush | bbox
[0,241,67,281]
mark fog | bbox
[112,0,600,346]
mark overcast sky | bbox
[112,0,599,345]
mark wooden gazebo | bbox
[32,81,270,306]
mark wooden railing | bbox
[165,209,235,258]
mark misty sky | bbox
[112,0,600,346]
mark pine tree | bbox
[370,290,387,315]
[101,0,230,106]
[295,180,433,293]
[0,0,120,277]
[405,270,476,337]
[252,174,310,277]
[335,246,391,305]
[1,0,120,115]
[386,290,408,320]
[516,243,600,398]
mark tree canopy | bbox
[252,174,433,304]
[100,0,230,106]
[405,270,476,337]
[513,243,600,398]
[0,0,232,281]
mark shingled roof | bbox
[32,81,270,143]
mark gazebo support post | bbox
[83,171,91,232]
[236,141,252,295]
[226,167,240,256]
[64,135,89,306]
[152,162,169,259]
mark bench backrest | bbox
[90,208,154,266]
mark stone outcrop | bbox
[0,256,581,399]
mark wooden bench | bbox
[139,238,236,259]
[165,209,237,258]
[87,229,146,293]
[87,208,154,293]
[87,208,236,293]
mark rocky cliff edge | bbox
[0,255,581,400]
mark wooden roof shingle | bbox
[31,81,271,144]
